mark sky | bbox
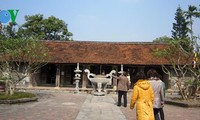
[0,0,200,42]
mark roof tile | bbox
[43,41,169,65]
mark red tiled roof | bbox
[43,41,169,65]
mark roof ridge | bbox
[42,40,167,45]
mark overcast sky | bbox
[1,0,200,42]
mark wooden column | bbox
[60,65,65,87]
[55,65,61,87]
[138,66,145,72]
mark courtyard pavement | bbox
[0,90,200,120]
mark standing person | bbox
[130,71,154,120]
[157,73,165,120]
[112,71,130,107]
[147,69,164,120]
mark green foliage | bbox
[185,78,200,87]
[0,38,49,62]
[0,92,36,100]
[0,38,50,74]
[152,47,169,58]
[0,77,7,81]
[174,38,192,53]
[171,5,194,52]
[0,38,49,95]
[185,79,193,86]
[19,14,73,40]
[1,22,18,39]
[170,5,200,53]
[1,14,73,41]
[185,5,200,24]
[172,6,189,40]
[18,14,44,39]
[153,36,172,43]
[184,5,200,40]
[42,16,72,40]
[153,5,200,99]
[153,39,192,62]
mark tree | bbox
[0,38,49,95]
[19,14,73,40]
[184,5,200,53]
[152,5,200,100]
[18,14,44,39]
[42,16,73,40]
[1,22,18,39]
[171,6,191,52]
[152,40,196,100]
[184,5,200,41]
[153,36,172,43]
[172,6,189,40]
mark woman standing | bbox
[130,71,154,120]
[147,69,165,120]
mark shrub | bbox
[0,92,36,100]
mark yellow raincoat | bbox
[130,79,154,120]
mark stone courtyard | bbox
[0,90,200,120]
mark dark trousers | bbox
[159,108,165,120]
[154,108,160,120]
[154,108,165,120]
[118,91,127,107]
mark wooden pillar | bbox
[60,65,65,87]
[138,66,145,72]
[55,65,61,87]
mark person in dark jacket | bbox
[112,71,130,107]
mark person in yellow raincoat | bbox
[130,71,154,120]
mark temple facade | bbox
[25,41,173,90]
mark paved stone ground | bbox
[75,94,126,120]
[112,92,200,120]
[0,90,87,120]
[0,90,200,120]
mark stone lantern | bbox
[74,63,82,94]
